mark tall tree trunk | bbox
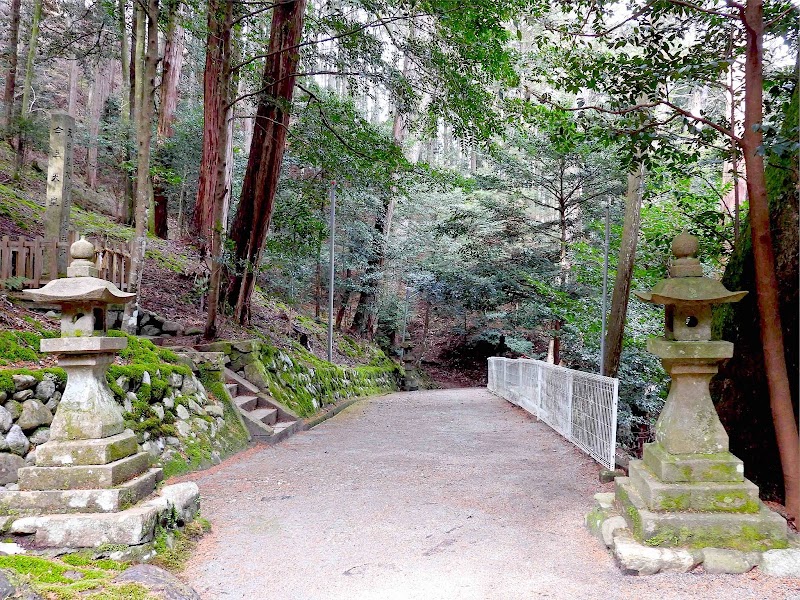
[157,4,184,139]
[150,0,185,239]
[2,0,22,135]
[739,0,799,522]
[87,60,112,189]
[193,0,228,247]
[602,163,645,378]
[123,0,159,333]
[118,0,133,223]
[203,0,234,339]
[67,57,79,116]
[225,0,308,324]
[15,0,43,175]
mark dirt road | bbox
[183,389,797,600]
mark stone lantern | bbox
[613,231,787,551]
[0,238,181,548]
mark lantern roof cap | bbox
[634,231,747,306]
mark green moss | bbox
[643,524,789,551]
[658,494,690,511]
[145,248,188,273]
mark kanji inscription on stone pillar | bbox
[45,112,75,276]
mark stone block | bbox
[35,431,138,466]
[13,503,161,547]
[628,460,760,513]
[41,337,127,354]
[18,451,150,490]
[233,340,260,353]
[760,549,800,577]
[195,341,232,354]
[643,442,744,483]
[612,529,701,575]
[243,361,270,391]
[701,548,758,574]
[0,469,162,514]
[615,478,788,551]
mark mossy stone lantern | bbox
[633,231,746,455]
[611,231,788,551]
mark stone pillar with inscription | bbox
[45,112,75,276]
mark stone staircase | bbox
[223,368,300,444]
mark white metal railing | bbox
[487,357,619,470]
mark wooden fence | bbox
[0,232,131,291]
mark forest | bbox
[0,0,797,521]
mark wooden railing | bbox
[0,232,131,291]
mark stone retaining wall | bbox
[0,350,249,488]
[197,339,401,418]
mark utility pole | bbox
[327,182,336,363]
[600,200,611,375]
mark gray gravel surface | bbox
[183,388,799,599]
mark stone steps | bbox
[222,368,300,445]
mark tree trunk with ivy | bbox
[225,0,308,324]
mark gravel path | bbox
[183,388,798,600]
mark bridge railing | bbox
[487,357,619,470]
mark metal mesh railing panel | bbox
[487,357,618,470]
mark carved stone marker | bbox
[45,112,75,276]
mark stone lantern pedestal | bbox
[0,238,197,550]
[612,232,787,552]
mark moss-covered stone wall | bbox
[203,339,401,418]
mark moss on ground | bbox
[0,554,155,599]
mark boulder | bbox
[601,516,627,548]
[45,392,61,413]
[760,548,800,577]
[161,321,182,334]
[168,373,184,389]
[34,379,56,402]
[124,392,136,414]
[184,326,203,336]
[12,390,33,402]
[176,405,190,420]
[115,565,201,600]
[176,421,191,437]
[142,371,152,386]
[181,377,199,395]
[152,404,165,420]
[116,376,131,392]
[6,426,29,457]
[206,404,224,418]
[141,324,161,337]
[12,375,37,392]
[16,400,53,432]
[187,399,205,416]
[0,570,17,600]
[0,453,25,485]
[0,407,12,434]
[3,402,21,421]
[28,427,50,446]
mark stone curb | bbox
[302,397,363,430]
